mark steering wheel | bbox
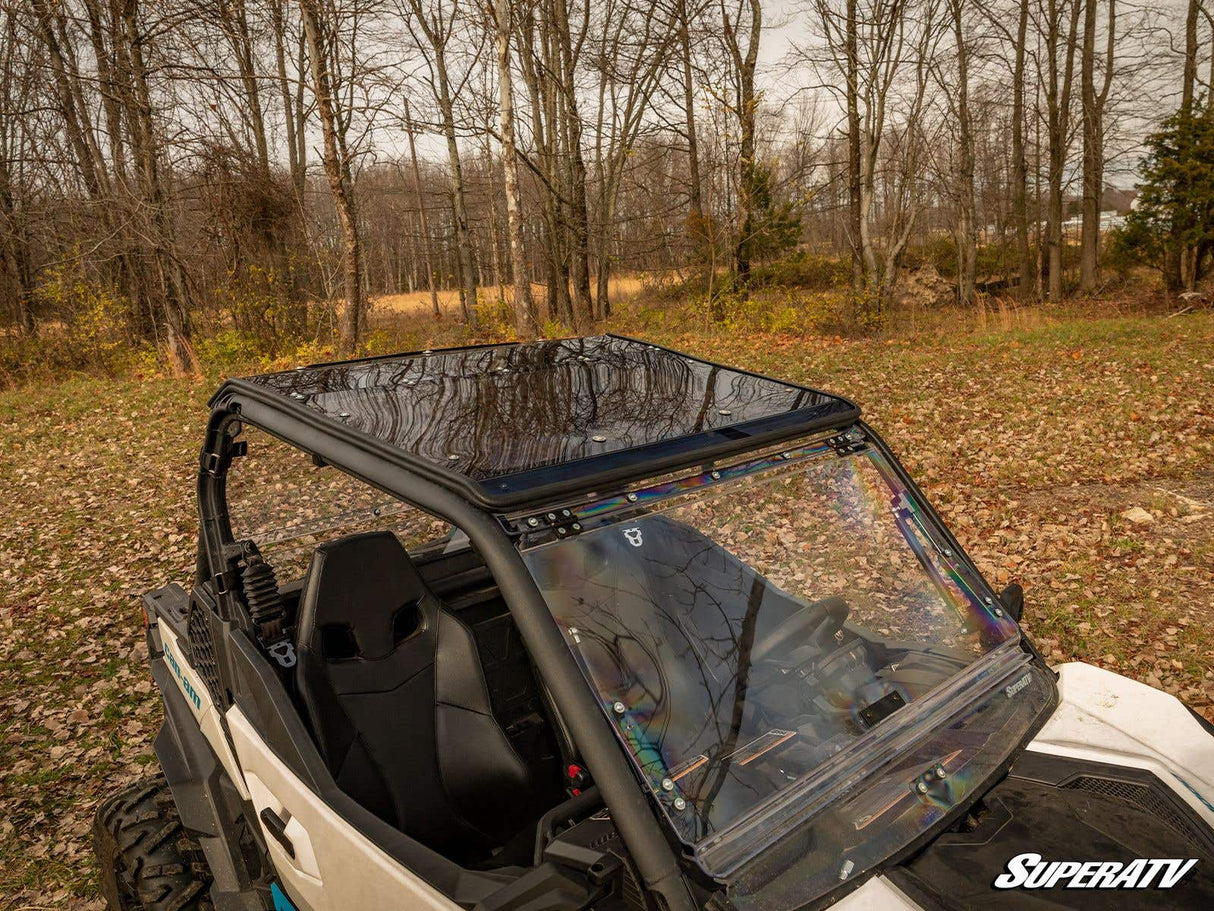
[751,596,850,663]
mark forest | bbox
[0,0,1212,377]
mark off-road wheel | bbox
[93,773,214,910]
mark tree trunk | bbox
[1078,0,1099,291]
[1044,0,1080,303]
[1012,0,1033,297]
[677,0,703,221]
[120,0,197,373]
[551,0,592,328]
[301,0,365,353]
[951,0,976,305]
[492,0,539,336]
[1181,0,1199,114]
[432,55,479,326]
[845,0,863,289]
[405,99,441,319]
[722,0,761,302]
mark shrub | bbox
[751,251,850,290]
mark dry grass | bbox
[371,275,647,318]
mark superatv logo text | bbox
[993,853,1197,890]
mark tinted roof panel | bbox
[241,335,856,501]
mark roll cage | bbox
[187,336,1048,911]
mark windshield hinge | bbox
[518,507,584,538]
[828,428,867,455]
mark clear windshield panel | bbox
[521,445,1020,856]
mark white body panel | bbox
[829,875,922,909]
[226,706,460,911]
[1025,662,1214,825]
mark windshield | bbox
[520,433,1031,874]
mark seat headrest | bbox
[298,531,430,660]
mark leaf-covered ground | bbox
[1,314,1212,907]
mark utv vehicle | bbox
[94,335,1214,911]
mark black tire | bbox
[93,773,214,911]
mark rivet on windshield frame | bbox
[591,434,607,443]
[527,517,540,528]
[935,765,947,779]
[710,470,721,480]
[839,860,854,881]
[994,607,1005,617]
[718,409,732,416]
[673,797,687,811]
[661,778,675,792]
[612,701,626,715]
[916,781,929,794]
[983,596,994,604]
[942,548,953,558]
[627,493,639,502]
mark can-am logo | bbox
[993,853,1198,890]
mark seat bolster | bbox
[435,703,532,841]
[434,609,499,714]
[434,609,533,840]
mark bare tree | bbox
[588,0,675,317]
[400,0,482,325]
[1012,0,1034,297]
[301,0,365,352]
[486,0,538,335]
[0,2,36,334]
[719,0,761,297]
[945,0,977,305]
[404,98,441,318]
[676,0,706,222]
[1078,0,1114,291]
[1039,0,1081,302]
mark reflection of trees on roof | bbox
[246,336,830,480]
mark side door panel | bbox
[226,706,460,911]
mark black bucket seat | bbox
[294,531,531,862]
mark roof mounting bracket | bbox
[828,428,868,456]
